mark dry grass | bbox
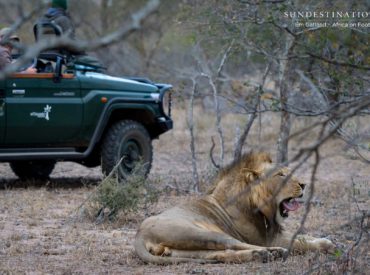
[0,108,369,274]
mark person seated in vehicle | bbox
[34,0,104,71]
[34,0,79,56]
[0,28,37,73]
[36,0,75,40]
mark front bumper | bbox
[157,118,173,131]
[149,117,173,139]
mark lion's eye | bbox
[277,171,285,177]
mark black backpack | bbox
[33,19,84,56]
[33,19,62,41]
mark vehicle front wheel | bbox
[101,120,153,181]
[10,160,56,180]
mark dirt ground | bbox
[0,112,369,274]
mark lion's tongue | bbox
[282,199,300,211]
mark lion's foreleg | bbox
[156,230,288,262]
[272,232,335,253]
[158,230,268,251]
[169,247,287,263]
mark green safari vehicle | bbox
[0,53,173,180]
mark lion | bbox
[134,152,335,264]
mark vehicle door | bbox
[4,72,83,146]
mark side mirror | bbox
[53,56,62,83]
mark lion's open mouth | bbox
[279,197,300,218]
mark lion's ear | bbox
[245,172,255,182]
[256,161,273,176]
[241,168,261,182]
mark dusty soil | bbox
[0,112,369,274]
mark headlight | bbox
[160,89,172,117]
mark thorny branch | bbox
[342,178,368,272]
[303,180,369,274]
[227,94,370,261]
[307,52,370,71]
[0,2,46,44]
[203,41,235,168]
[208,75,225,166]
[210,137,220,170]
[199,41,234,168]
[238,0,288,4]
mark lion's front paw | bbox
[313,238,336,254]
[252,247,288,262]
[251,249,270,263]
[267,247,289,260]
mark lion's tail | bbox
[134,232,216,265]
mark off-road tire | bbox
[101,120,152,180]
[10,160,56,180]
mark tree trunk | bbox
[276,107,292,164]
[188,79,200,192]
[234,62,271,161]
[276,35,296,164]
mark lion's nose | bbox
[299,183,306,190]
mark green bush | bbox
[88,162,159,223]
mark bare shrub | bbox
[83,163,159,224]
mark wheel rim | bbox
[119,139,142,173]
